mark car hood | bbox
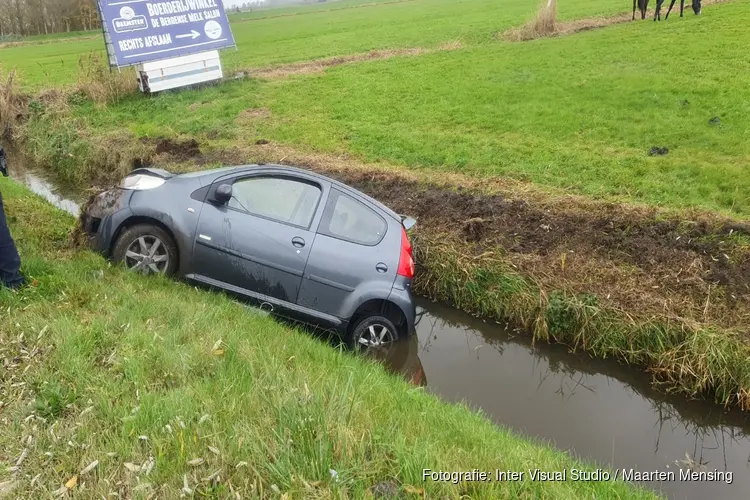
[130,167,174,179]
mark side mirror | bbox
[214,184,232,204]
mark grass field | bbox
[22,0,747,216]
[253,1,750,215]
[0,30,95,44]
[0,179,657,498]
[228,0,416,21]
[1,0,627,89]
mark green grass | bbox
[1,0,625,89]
[0,180,657,498]
[250,0,750,215]
[26,0,748,216]
[227,0,411,21]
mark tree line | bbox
[0,0,100,37]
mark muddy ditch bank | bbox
[10,140,750,408]
[212,143,747,333]
[316,168,750,328]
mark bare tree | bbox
[0,0,100,37]
[12,0,25,36]
[0,1,11,36]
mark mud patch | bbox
[322,169,749,327]
[648,146,669,156]
[132,157,152,170]
[153,138,201,160]
[462,217,487,243]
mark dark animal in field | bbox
[633,0,650,19]
[654,0,702,20]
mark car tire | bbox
[348,315,400,352]
[112,224,178,277]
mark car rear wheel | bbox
[112,224,177,277]
[349,315,400,353]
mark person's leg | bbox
[0,191,24,289]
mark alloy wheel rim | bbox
[124,235,169,275]
[358,323,396,351]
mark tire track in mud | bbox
[239,41,464,79]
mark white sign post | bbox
[136,50,224,93]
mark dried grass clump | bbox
[437,39,465,51]
[76,52,137,106]
[0,71,26,140]
[502,0,730,43]
[506,0,558,42]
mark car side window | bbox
[320,189,387,246]
[228,176,322,228]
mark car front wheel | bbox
[349,315,400,353]
[112,224,178,276]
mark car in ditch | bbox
[81,165,417,349]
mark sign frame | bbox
[95,0,237,69]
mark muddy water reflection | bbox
[381,298,750,500]
[6,153,82,216]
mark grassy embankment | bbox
[2,0,749,408]
[0,181,657,498]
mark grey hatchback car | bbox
[82,164,417,349]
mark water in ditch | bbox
[9,159,750,500]
[7,157,82,216]
[379,298,750,500]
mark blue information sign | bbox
[98,0,236,67]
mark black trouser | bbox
[0,191,24,289]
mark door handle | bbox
[292,237,306,248]
[376,262,388,273]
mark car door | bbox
[190,173,326,305]
[297,188,399,319]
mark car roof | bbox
[180,164,401,222]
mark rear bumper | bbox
[389,277,417,336]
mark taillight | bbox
[397,227,415,278]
